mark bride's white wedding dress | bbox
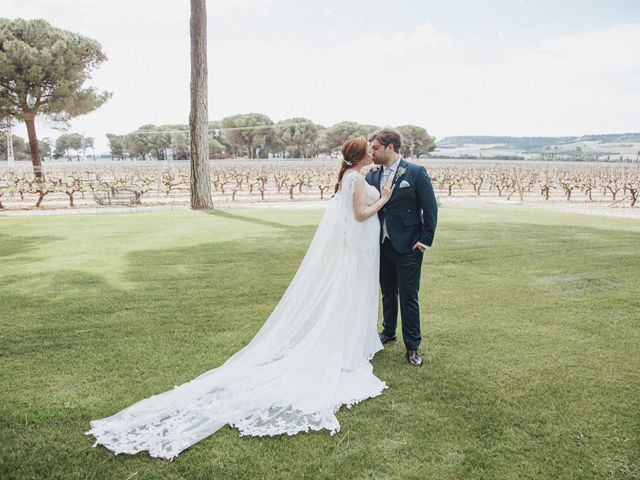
[86,170,386,460]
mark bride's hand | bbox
[380,180,394,203]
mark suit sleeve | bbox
[415,166,438,247]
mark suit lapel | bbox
[388,158,407,201]
[376,166,383,191]
[393,159,407,183]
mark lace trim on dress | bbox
[231,382,388,438]
[87,380,387,461]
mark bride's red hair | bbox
[334,137,368,194]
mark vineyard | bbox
[0,159,638,210]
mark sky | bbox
[3,0,640,151]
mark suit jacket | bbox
[365,158,438,254]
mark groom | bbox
[366,128,437,367]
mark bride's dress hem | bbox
[85,380,388,461]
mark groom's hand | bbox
[412,242,427,253]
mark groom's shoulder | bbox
[402,159,427,173]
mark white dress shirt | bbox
[380,157,429,251]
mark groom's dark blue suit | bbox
[365,158,437,351]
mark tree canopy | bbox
[397,125,436,158]
[221,113,274,159]
[321,121,377,153]
[273,117,318,158]
[0,18,110,176]
[53,133,94,161]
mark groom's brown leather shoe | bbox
[406,350,423,367]
[379,332,396,345]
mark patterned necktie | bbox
[381,167,393,243]
[381,167,392,188]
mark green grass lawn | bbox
[0,207,638,480]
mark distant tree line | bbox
[0,135,52,161]
[430,153,526,161]
[101,115,437,161]
[439,133,640,149]
[2,116,436,162]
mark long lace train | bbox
[86,170,385,460]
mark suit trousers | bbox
[380,238,424,351]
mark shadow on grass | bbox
[203,209,304,231]
[0,232,61,261]
[0,222,320,364]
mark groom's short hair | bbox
[369,127,402,153]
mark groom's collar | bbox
[384,156,402,172]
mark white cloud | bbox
[348,23,452,57]
[321,26,337,38]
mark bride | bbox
[86,137,395,460]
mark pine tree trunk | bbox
[24,117,44,179]
[189,0,214,209]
